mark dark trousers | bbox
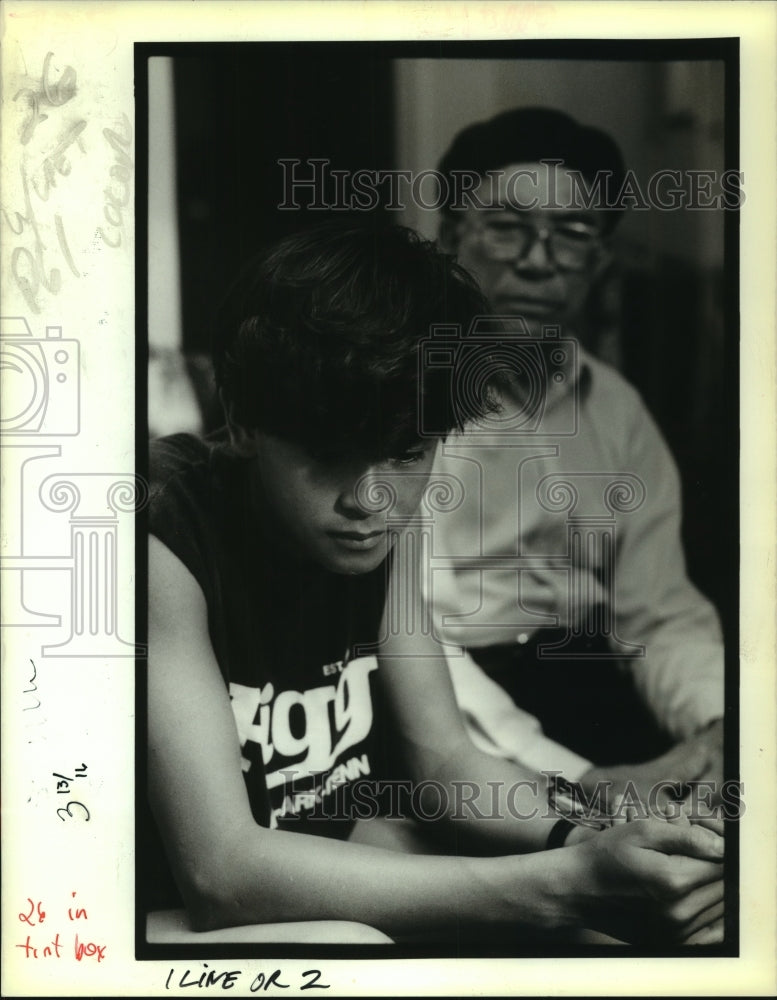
[469,630,672,766]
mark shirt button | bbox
[516,633,529,645]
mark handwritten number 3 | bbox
[57,801,90,822]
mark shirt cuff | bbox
[665,680,725,741]
[446,648,594,780]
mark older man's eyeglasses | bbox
[474,215,601,271]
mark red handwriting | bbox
[16,893,104,962]
[18,899,46,926]
[69,891,88,921]
[16,933,62,958]
[74,933,106,963]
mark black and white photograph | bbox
[140,40,739,955]
[1,3,775,997]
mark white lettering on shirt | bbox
[229,656,378,790]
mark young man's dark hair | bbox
[212,221,497,461]
[437,106,627,234]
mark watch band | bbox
[546,816,577,850]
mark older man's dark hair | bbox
[438,106,627,233]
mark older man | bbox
[426,108,726,822]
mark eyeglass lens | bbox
[480,220,597,270]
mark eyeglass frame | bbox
[462,212,605,272]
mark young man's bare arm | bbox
[148,536,724,941]
[376,525,601,853]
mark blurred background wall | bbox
[395,58,724,264]
[145,45,736,636]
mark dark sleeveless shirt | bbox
[142,432,389,910]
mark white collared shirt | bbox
[425,347,724,777]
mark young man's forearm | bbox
[398,731,593,855]
[182,820,568,936]
[171,815,724,945]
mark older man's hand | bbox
[578,718,724,826]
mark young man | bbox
[427,108,726,819]
[145,222,724,946]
